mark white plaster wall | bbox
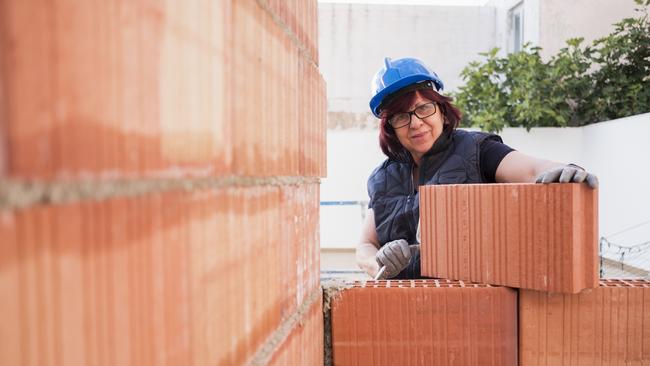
[320,130,384,247]
[318,3,496,114]
[538,0,639,59]
[321,114,650,257]
[321,130,385,202]
[580,115,650,247]
[496,126,583,162]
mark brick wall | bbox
[0,1,325,364]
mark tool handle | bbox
[374,265,387,280]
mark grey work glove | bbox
[375,239,412,279]
[535,164,598,189]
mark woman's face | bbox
[392,91,445,164]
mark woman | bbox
[357,57,598,279]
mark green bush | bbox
[454,0,650,132]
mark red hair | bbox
[378,88,462,162]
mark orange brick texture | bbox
[330,280,518,366]
[269,293,324,366]
[420,183,598,294]
[519,279,650,365]
[0,0,325,364]
[0,186,321,365]
[0,0,325,179]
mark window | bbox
[509,3,524,53]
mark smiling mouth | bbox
[411,131,430,139]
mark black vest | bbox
[368,129,501,246]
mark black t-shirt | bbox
[480,139,515,182]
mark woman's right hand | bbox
[375,239,412,279]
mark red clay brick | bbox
[0,211,20,365]
[420,183,598,293]
[231,0,326,178]
[1,0,235,179]
[520,279,650,365]
[268,293,324,366]
[298,59,327,177]
[0,183,321,365]
[330,279,518,365]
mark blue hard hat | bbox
[369,57,444,118]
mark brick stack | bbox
[0,1,325,365]
[327,183,650,365]
[418,183,650,364]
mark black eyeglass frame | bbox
[388,102,437,129]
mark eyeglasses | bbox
[388,102,437,129]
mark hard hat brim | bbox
[369,74,442,118]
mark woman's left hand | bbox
[535,164,598,189]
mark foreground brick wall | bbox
[0,1,325,365]
[519,279,650,365]
[420,183,598,293]
[329,280,518,366]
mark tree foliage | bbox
[455,0,650,132]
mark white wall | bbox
[320,130,384,248]
[321,130,385,202]
[581,115,650,254]
[321,114,650,262]
[538,0,639,59]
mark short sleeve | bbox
[480,139,515,182]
